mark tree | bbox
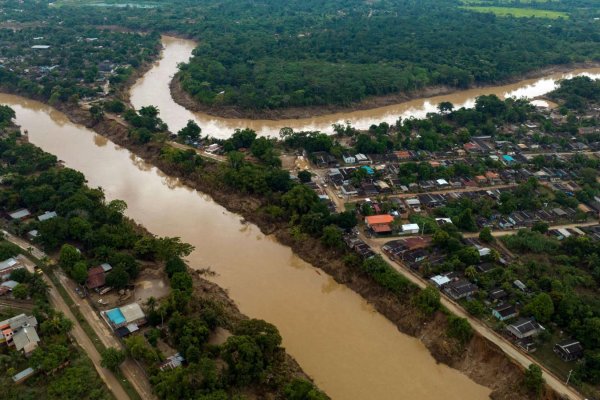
[284,379,328,400]
[125,335,158,363]
[479,227,494,243]
[106,267,130,290]
[297,170,312,183]
[464,265,477,281]
[165,257,187,277]
[531,221,549,234]
[59,244,80,271]
[524,293,554,323]
[438,101,454,114]
[30,344,69,373]
[446,316,473,345]
[171,271,193,293]
[12,283,28,299]
[89,105,104,122]
[71,261,88,285]
[523,364,544,396]
[223,335,264,386]
[101,348,126,372]
[321,225,343,249]
[177,120,201,143]
[413,286,441,315]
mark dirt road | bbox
[4,232,155,400]
[362,233,584,400]
[56,270,157,400]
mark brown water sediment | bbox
[1,93,492,400]
[130,36,600,138]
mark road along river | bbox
[130,36,600,138]
[0,92,491,399]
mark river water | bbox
[1,93,491,399]
[130,36,600,139]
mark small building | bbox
[401,223,420,235]
[86,266,106,289]
[8,208,31,220]
[343,154,356,164]
[513,280,527,292]
[430,275,451,288]
[160,353,185,371]
[12,325,40,356]
[100,263,113,273]
[444,279,478,300]
[492,303,518,321]
[355,153,369,164]
[0,314,39,355]
[103,303,146,336]
[0,258,24,281]
[507,318,544,339]
[553,340,583,362]
[37,211,57,222]
[31,45,51,50]
[489,288,508,303]
[12,367,35,384]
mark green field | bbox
[463,6,569,18]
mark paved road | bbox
[362,232,585,400]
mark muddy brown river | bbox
[130,36,600,139]
[6,40,600,399]
[0,93,491,399]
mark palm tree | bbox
[465,265,478,281]
[145,296,157,313]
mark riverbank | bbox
[170,61,600,121]
[63,103,564,400]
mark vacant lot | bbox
[463,6,569,18]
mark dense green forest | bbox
[41,0,600,110]
[2,0,599,110]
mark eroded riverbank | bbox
[1,93,494,400]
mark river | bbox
[0,92,491,399]
[130,36,600,139]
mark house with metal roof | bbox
[553,340,583,362]
[37,211,57,222]
[8,208,31,220]
[507,318,544,339]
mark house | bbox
[0,258,24,281]
[430,274,451,288]
[8,208,31,220]
[513,280,527,292]
[365,211,393,234]
[103,302,146,336]
[86,266,106,289]
[0,314,39,355]
[553,340,583,362]
[489,288,508,303]
[12,325,40,355]
[343,154,356,164]
[160,353,185,371]
[100,263,113,273]
[507,318,544,339]
[341,184,358,197]
[492,303,518,321]
[355,153,369,164]
[401,223,420,235]
[444,279,478,300]
[37,211,57,222]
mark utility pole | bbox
[566,369,573,386]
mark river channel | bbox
[130,36,600,138]
[1,93,491,398]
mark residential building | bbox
[507,318,544,339]
[444,279,478,300]
[492,303,518,321]
[553,340,583,362]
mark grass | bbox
[462,6,569,18]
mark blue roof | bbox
[361,166,374,175]
[503,155,515,162]
[106,308,126,325]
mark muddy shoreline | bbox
[58,103,564,400]
[169,61,600,120]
